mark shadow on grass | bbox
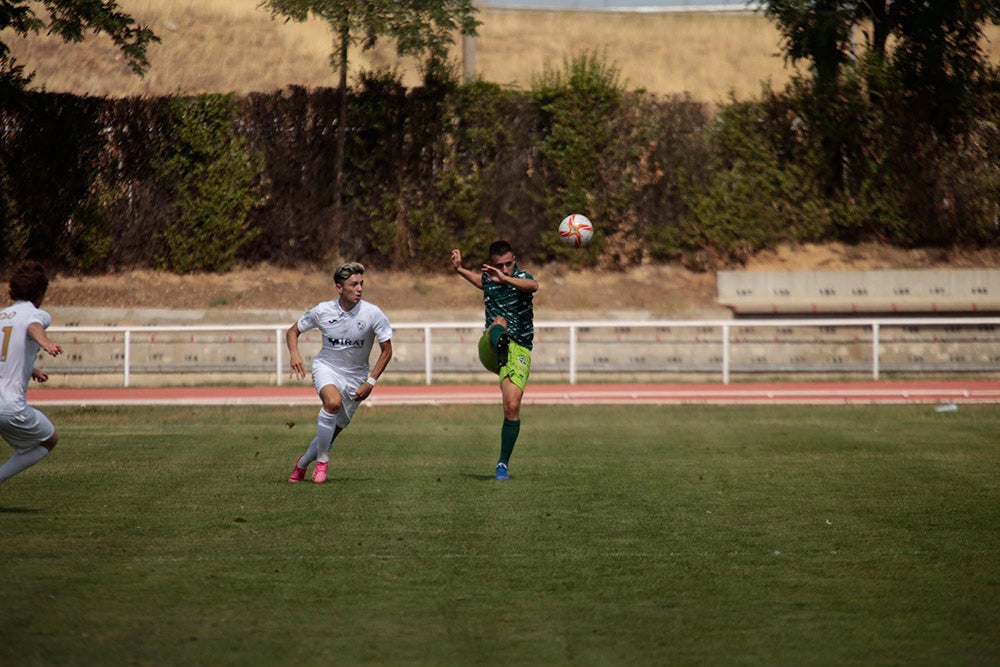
[280,477,376,484]
[461,472,508,482]
[0,505,43,513]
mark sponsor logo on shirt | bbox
[327,337,366,348]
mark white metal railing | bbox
[47,316,1000,388]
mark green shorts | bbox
[478,327,532,391]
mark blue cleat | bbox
[495,462,510,481]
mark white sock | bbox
[315,408,338,464]
[0,445,50,485]
[296,440,320,469]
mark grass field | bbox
[2,404,998,665]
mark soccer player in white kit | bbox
[0,261,63,493]
[285,262,393,483]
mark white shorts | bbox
[311,364,362,429]
[0,405,55,451]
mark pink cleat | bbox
[312,461,328,484]
[288,459,307,483]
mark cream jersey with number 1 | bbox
[0,301,50,412]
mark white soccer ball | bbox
[558,214,594,248]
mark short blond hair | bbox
[333,262,365,285]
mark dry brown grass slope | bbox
[8,2,996,104]
[5,1,793,103]
[44,243,1000,314]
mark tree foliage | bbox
[259,0,479,207]
[688,97,834,263]
[155,95,264,273]
[763,0,1000,134]
[0,0,158,92]
[754,0,1000,248]
[530,49,625,262]
[2,80,996,273]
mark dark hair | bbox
[333,261,365,285]
[8,261,49,305]
[488,240,514,259]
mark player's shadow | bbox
[461,473,505,482]
[0,506,42,514]
[281,477,375,484]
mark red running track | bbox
[27,380,1000,407]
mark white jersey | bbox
[297,298,392,381]
[0,301,50,413]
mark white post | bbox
[462,33,476,82]
[424,326,433,385]
[123,329,131,388]
[872,322,880,381]
[275,328,284,386]
[722,323,730,385]
[569,325,577,385]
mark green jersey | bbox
[482,266,534,349]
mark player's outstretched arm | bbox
[28,322,62,357]
[450,249,483,289]
[285,323,307,381]
[481,264,539,293]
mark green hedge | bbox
[155,94,263,273]
[1,60,996,274]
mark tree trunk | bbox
[869,0,890,56]
[333,20,349,209]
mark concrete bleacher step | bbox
[718,269,1000,316]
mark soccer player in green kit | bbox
[450,241,539,481]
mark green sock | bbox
[488,324,506,350]
[499,418,520,466]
